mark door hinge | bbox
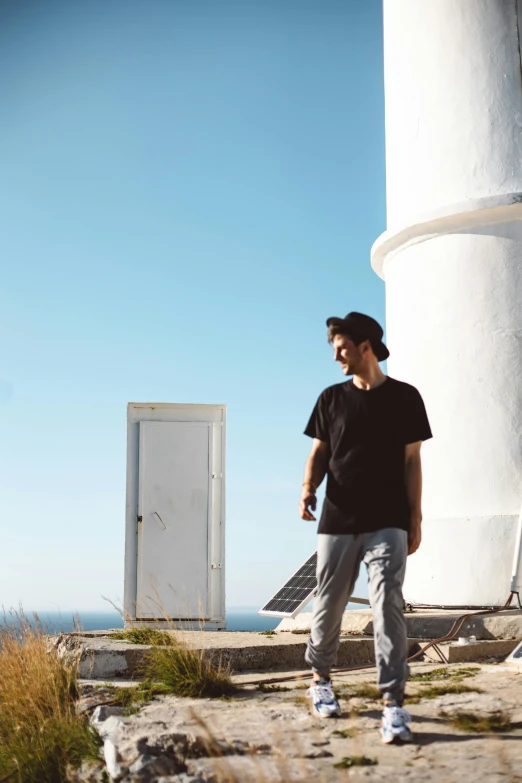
[211,563,222,569]
[137,516,142,523]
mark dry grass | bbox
[0,610,101,783]
[190,709,343,783]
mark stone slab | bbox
[61,628,519,683]
[278,608,522,640]
[58,631,422,680]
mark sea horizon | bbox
[2,603,364,633]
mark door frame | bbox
[124,403,226,629]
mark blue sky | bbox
[0,0,385,612]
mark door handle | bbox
[153,511,167,530]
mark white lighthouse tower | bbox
[372,0,522,606]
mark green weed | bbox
[410,667,451,682]
[453,667,480,677]
[442,710,513,734]
[346,683,381,700]
[111,627,176,646]
[257,683,292,692]
[406,683,481,704]
[103,680,171,711]
[333,756,378,768]
[409,666,479,682]
[331,727,358,739]
[111,624,236,699]
[142,640,237,698]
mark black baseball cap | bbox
[326,311,390,362]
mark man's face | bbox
[332,333,367,376]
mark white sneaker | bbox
[307,678,342,718]
[380,705,413,744]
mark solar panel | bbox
[258,551,371,618]
[258,552,318,617]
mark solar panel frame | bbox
[258,552,318,618]
[258,552,372,618]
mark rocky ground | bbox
[76,661,522,783]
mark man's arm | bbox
[299,438,330,521]
[405,441,423,554]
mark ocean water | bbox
[2,608,281,633]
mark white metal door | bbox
[136,421,211,619]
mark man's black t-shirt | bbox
[304,377,432,535]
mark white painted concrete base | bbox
[403,515,518,607]
[123,619,226,631]
[277,607,522,639]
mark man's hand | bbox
[405,442,423,555]
[299,439,329,521]
[299,491,317,521]
[408,517,422,555]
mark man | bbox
[299,312,432,744]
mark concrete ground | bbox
[79,660,522,782]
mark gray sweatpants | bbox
[305,528,409,703]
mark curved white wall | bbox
[374,0,522,605]
[383,0,522,225]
